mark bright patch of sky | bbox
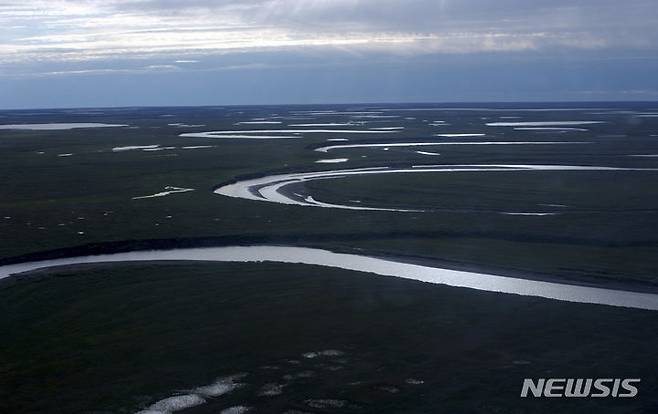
[1,0,657,108]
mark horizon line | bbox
[1,99,657,112]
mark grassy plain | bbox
[1,103,657,413]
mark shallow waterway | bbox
[215,164,658,212]
[1,246,656,310]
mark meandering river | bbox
[1,246,656,310]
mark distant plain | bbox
[1,103,657,413]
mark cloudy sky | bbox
[1,0,657,108]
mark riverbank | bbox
[1,245,657,310]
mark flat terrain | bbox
[1,104,657,285]
[2,262,657,413]
[1,103,657,413]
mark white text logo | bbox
[520,378,640,398]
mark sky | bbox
[1,0,657,109]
